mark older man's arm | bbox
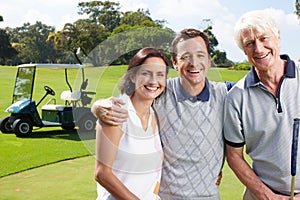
[226,144,290,200]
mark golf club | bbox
[291,118,300,200]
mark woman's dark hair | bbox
[119,47,170,96]
[171,28,210,62]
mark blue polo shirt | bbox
[224,54,300,195]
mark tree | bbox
[104,9,173,65]
[201,20,233,67]
[48,1,121,65]
[212,50,234,67]
[0,29,17,64]
[203,25,218,55]
[296,0,300,18]
[88,27,174,66]
[0,15,3,22]
[7,22,62,64]
[50,1,172,66]
[48,19,108,65]
[78,1,121,32]
[119,9,153,27]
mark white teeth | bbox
[256,53,269,59]
[188,68,203,73]
[145,86,158,91]
[188,70,200,73]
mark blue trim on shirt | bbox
[224,138,245,147]
[224,81,236,91]
[197,79,210,101]
[244,54,296,88]
[175,78,210,102]
[243,54,296,113]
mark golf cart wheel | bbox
[0,116,13,133]
[78,114,96,132]
[12,119,33,137]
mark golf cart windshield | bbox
[12,63,86,104]
[12,67,35,103]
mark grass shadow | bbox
[21,128,96,141]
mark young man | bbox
[93,28,230,199]
[224,10,300,200]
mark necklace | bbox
[136,110,150,131]
[137,110,150,121]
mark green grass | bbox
[0,65,248,199]
[0,66,97,178]
[0,156,97,200]
[0,128,95,177]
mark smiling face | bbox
[173,36,211,92]
[131,57,167,101]
[241,27,281,72]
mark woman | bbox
[94,47,169,200]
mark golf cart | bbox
[0,63,97,137]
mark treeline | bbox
[0,1,233,67]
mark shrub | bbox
[229,61,251,71]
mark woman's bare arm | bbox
[94,123,139,200]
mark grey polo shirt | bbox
[224,55,300,195]
[154,77,227,199]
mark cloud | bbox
[1,0,299,61]
[119,0,149,12]
[148,0,247,61]
[0,0,80,29]
[150,1,300,62]
[263,8,299,30]
[256,8,300,60]
[213,15,246,62]
[23,9,51,25]
[153,0,230,31]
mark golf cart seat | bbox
[60,90,81,101]
[41,104,72,111]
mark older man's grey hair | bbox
[233,10,279,50]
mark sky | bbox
[1,0,299,62]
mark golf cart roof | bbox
[17,63,84,69]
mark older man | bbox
[224,10,300,200]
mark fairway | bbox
[0,65,248,199]
[0,156,97,200]
[0,156,245,200]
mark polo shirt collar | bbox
[244,54,296,88]
[175,77,210,102]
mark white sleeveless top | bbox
[97,94,163,200]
